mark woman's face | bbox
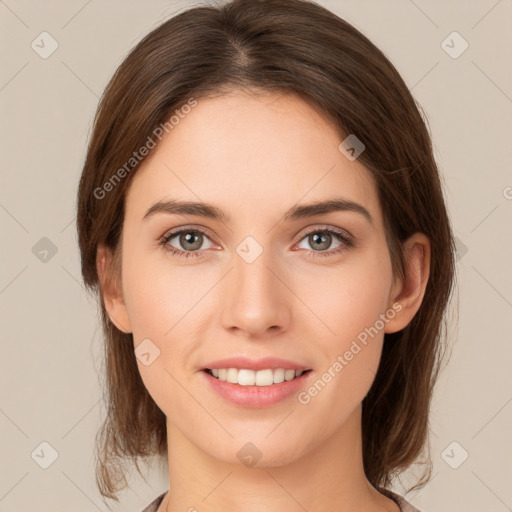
[111,89,405,466]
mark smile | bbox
[204,368,312,387]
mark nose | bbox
[220,246,291,338]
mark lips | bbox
[201,366,314,408]
[203,356,312,372]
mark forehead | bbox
[124,90,381,228]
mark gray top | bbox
[140,488,421,512]
[379,487,422,512]
[140,491,165,512]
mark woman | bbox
[76,0,457,511]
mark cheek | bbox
[122,245,205,337]
[295,253,393,408]
[122,259,200,412]
[301,252,393,343]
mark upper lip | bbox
[203,356,312,372]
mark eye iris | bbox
[310,232,331,251]
[180,231,202,250]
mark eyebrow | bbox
[143,197,373,226]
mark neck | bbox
[160,405,399,512]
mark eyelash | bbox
[158,226,354,259]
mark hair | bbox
[76,0,457,503]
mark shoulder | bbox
[378,487,422,512]
[138,488,423,512]
[140,491,167,512]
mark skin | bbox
[98,89,430,512]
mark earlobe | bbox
[384,233,431,334]
[96,244,133,334]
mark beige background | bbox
[1,0,511,511]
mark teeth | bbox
[208,368,306,386]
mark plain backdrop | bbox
[1,1,511,511]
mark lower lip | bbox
[200,369,313,408]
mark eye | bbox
[159,228,216,259]
[295,227,353,257]
[159,225,354,259]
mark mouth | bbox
[203,368,313,387]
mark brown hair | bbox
[76,0,457,502]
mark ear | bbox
[96,244,133,334]
[384,232,431,334]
